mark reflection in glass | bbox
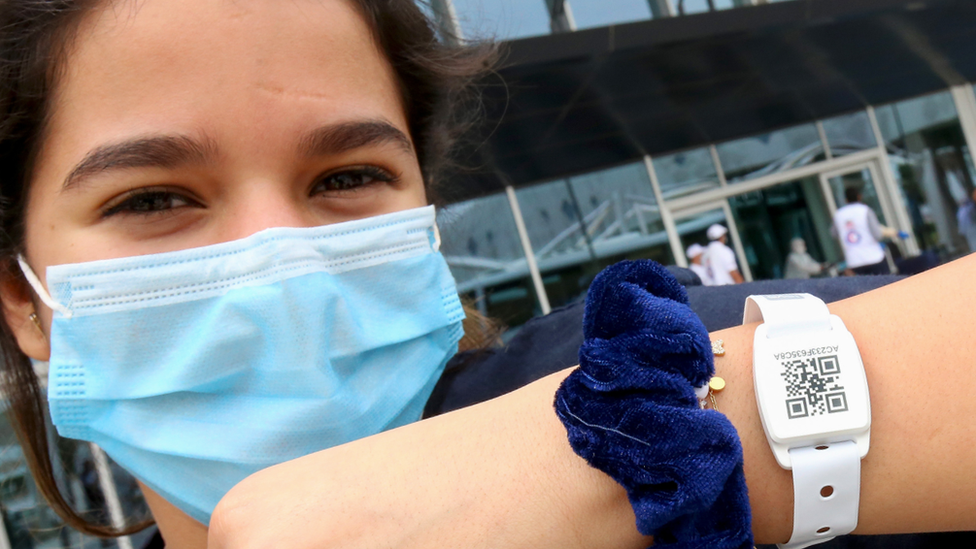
[874,90,976,257]
[571,0,651,29]
[654,147,721,201]
[821,111,876,157]
[0,408,153,549]
[450,0,551,40]
[515,163,673,308]
[728,177,840,280]
[675,0,744,15]
[437,193,541,328]
[716,123,823,183]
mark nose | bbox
[218,179,314,242]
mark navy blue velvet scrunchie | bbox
[554,260,752,549]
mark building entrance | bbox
[728,177,840,280]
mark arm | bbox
[796,255,824,275]
[867,209,882,241]
[866,209,898,241]
[726,247,745,284]
[210,255,976,548]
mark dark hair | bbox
[845,186,862,204]
[0,0,496,537]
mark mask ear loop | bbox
[432,224,442,252]
[16,255,71,318]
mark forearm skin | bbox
[210,255,976,548]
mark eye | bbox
[102,188,200,218]
[310,166,399,197]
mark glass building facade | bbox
[436,88,976,330]
[447,0,776,40]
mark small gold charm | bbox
[708,376,726,393]
[699,376,726,411]
[711,339,725,356]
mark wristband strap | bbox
[784,441,861,548]
[743,294,831,338]
[745,294,861,548]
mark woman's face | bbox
[18,0,427,333]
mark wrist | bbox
[710,323,794,544]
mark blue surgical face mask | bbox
[19,206,464,525]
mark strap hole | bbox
[820,485,834,498]
[815,445,829,450]
[817,527,831,534]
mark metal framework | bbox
[429,0,464,44]
[545,0,577,33]
[466,91,976,311]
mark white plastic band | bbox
[744,294,832,339]
[16,255,71,317]
[747,294,861,548]
[781,441,860,548]
[432,224,442,252]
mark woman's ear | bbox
[0,270,51,361]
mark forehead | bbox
[43,0,405,168]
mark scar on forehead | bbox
[254,83,342,101]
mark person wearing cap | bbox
[703,224,744,285]
[685,243,714,286]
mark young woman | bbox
[0,0,495,545]
[2,1,976,549]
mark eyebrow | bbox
[298,120,414,158]
[61,120,414,191]
[62,135,218,191]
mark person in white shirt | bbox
[831,187,896,275]
[784,237,825,279]
[703,224,743,285]
[956,188,976,253]
[685,243,713,285]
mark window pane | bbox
[821,111,876,157]
[515,163,673,309]
[570,0,651,29]
[716,123,823,183]
[676,0,712,15]
[437,193,542,328]
[653,147,721,201]
[729,177,841,280]
[875,90,976,258]
[677,0,790,11]
[450,0,552,40]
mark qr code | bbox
[780,355,848,419]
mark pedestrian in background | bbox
[703,224,744,285]
[956,188,976,253]
[784,237,825,279]
[685,243,713,285]
[831,187,897,275]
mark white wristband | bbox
[745,294,868,549]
